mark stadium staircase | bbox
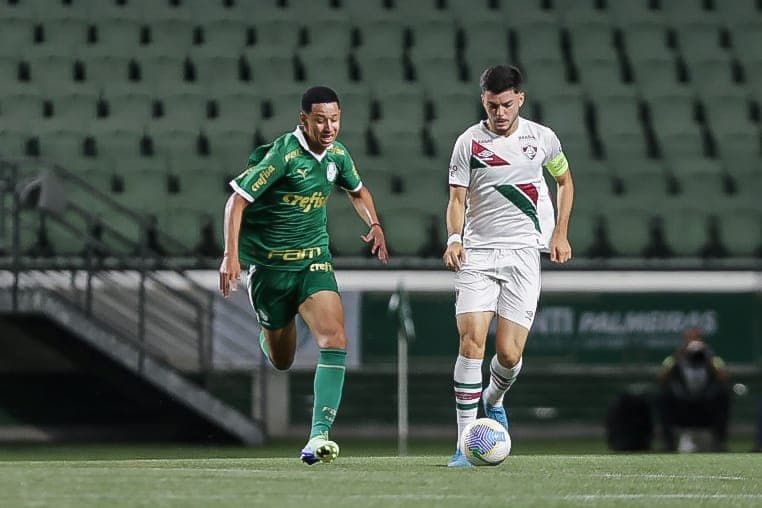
[0,158,264,445]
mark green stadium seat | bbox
[352,50,406,87]
[676,25,728,66]
[262,90,302,132]
[656,128,708,160]
[540,95,587,138]
[594,96,642,137]
[302,19,353,53]
[569,26,618,65]
[296,50,353,88]
[282,0,349,22]
[131,0,193,23]
[79,0,143,23]
[139,55,200,96]
[327,195,366,256]
[567,170,616,210]
[0,128,33,159]
[568,209,597,256]
[154,91,210,130]
[336,86,372,128]
[410,54,464,94]
[606,205,656,256]
[248,53,297,89]
[116,170,170,214]
[192,20,253,57]
[622,25,671,63]
[646,94,699,136]
[660,203,709,257]
[140,19,195,56]
[92,91,152,132]
[79,55,132,94]
[27,53,84,94]
[92,127,147,162]
[716,0,762,27]
[172,168,229,212]
[154,208,203,256]
[193,55,246,87]
[515,24,562,65]
[703,97,758,135]
[373,86,425,133]
[211,91,262,131]
[382,207,432,256]
[714,131,762,161]
[717,208,762,256]
[0,92,44,131]
[687,59,747,99]
[428,90,481,130]
[426,123,464,159]
[556,131,592,163]
[82,19,141,58]
[370,126,425,159]
[353,19,405,57]
[521,57,577,102]
[406,19,458,59]
[632,56,690,97]
[580,59,636,99]
[44,91,98,131]
[497,1,558,27]
[251,17,302,53]
[663,0,721,28]
[36,127,86,164]
[730,29,762,67]
[36,19,89,55]
[666,157,724,177]
[336,128,369,160]
[608,0,666,28]
[205,129,257,169]
[459,20,511,84]
[448,0,499,23]
[0,18,35,57]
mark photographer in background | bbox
[657,328,730,452]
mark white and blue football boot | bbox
[483,400,509,431]
[300,434,340,465]
[447,449,473,468]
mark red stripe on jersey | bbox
[515,183,538,206]
[471,140,509,166]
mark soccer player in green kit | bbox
[219,86,389,464]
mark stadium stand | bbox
[0,0,760,260]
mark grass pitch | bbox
[0,441,760,507]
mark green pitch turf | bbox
[0,441,760,507]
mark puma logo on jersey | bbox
[470,140,510,168]
[295,167,309,179]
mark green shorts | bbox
[247,260,338,330]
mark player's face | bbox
[300,102,341,152]
[482,89,524,136]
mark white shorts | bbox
[454,247,541,330]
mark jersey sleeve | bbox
[541,127,569,178]
[229,144,286,202]
[335,147,362,192]
[448,132,470,187]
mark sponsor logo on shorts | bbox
[268,246,323,261]
[309,261,333,272]
[282,191,327,212]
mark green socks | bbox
[310,348,347,438]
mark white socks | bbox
[483,355,523,407]
[453,354,483,448]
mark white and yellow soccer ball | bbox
[460,418,511,466]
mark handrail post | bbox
[389,285,416,457]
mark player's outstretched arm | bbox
[348,185,389,263]
[443,185,467,271]
[549,169,574,264]
[219,192,249,298]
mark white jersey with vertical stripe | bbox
[448,117,563,250]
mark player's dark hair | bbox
[480,65,523,94]
[301,86,340,113]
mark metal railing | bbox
[0,158,218,374]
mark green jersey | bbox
[230,127,362,270]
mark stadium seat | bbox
[646,94,699,136]
[428,90,481,130]
[296,50,353,89]
[621,25,671,63]
[568,25,618,65]
[497,1,558,27]
[373,86,425,133]
[0,128,33,159]
[410,54,464,94]
[515,24,563,66]
[458,20,511,84]
[540,95,587,138]
[353,19,406,57]
[448,0,500,23]
[0,92,44,131]
[131,0,193,23]
[702,97,758,135]
[382,207,433,256]
[35,19,89,56]
[655,128,709,160]
[327,196,367,256]
[687,59,746,99]
[351,50,407,87]
[0,18,36,57]
[521,57,577,102]
[251,17,302,53]
[92,91,153,132]
[607,0,666,29]
[117,169,171,214]
[717,208,762,257]
[660,203,709,257]
[631,56,690,97]
[205,129,257,169]
[580,59,636,99]
[44,91,99,131]
[248,53,298,89]
[406,19,458,59]
[191,20,253,57]
[713,131,762,161]
[370,126,425,159]
[567,209,597,256]
[676,25,728,66]
[192,54,247,88]
[302,19,353,53]
[604,205,654,257]
[140,19,195,56]
[91,127,148,163]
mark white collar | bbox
[292,126,332,162]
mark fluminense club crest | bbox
[522,144,537,160]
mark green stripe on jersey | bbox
[494,184,541,232]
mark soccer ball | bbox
[460,418,511,466]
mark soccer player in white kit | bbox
[443,66,574,467]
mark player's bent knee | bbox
[496,349,522,368]
[315,328,347,349]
